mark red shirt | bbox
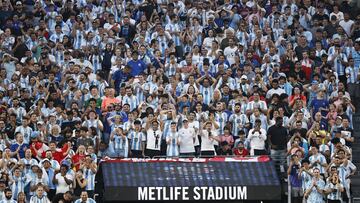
[72,154,86,170]
[233,148,249,157]
[41,143,69,163]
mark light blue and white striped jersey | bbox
[309,153,327,174]
[301,170,312,192]
[29,195,51,203]
[54,50,65,66]
[329,53,347,76]
[0,199,17,203]
[11,176,27,200]
[20,158,39,174]
[15,126,33,144]
[74,198,96,203]
[306,178,325,203]
[345,66,359,84]
[229,113,249,136]
[128,131,146,151]
[112,135,129,152]
[249,114,268,131]
[351,48,360,68]
[44,168,56,190]
[215,111,228,135]
[325,182,343,200]
[122,95,138,112]
[199,85,214,105]
[134,84,145,103]
[162,120,173,140]
[165,23,181,46]
[90,54,102,73]
[84,167,96,191]
[166,131,180,157]
[247,101,267,112]
[73,30,86,49]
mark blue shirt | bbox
[310,98,329,117]
[127,59,146,77]
[10,143,29,159]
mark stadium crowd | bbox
[0,0,359,202]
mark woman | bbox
[72,145,86,171]
[48,125,64,146]
[289,86,307,108]
[17,191,27,203]
[202,29,217,50]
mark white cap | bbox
[240,75,248,80]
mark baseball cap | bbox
[240,75,247,80]
[16,1,22,5]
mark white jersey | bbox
[178,127,196,153]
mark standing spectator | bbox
[247,119,267,156]
[304,168,325,203]
[128,120,146,158]
[166,122,180,157]
[268,117,288,164]
[178,119,196,157]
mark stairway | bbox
[351,113,360,201]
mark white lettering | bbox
[237,186,247,199]
[193,187,201,200]
[207,187,215,200]
[201,187,207,200]
[170,187,174,200]
[229,187,236,200]
[163,187,169,200]
[182,187,189,200]
[215,187,223,200]
[148,187,155,200]
[138,187,147,200]
[156,187,162,200]
[224,186,227,200]
[175,187,181,200]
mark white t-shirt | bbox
[55,173,73,194]
[200,130,218,152]
[146,129,162,151]
[224,46,238,65]
[178,127,196,153]
[188,121,200,146]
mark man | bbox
[268,117,288,164]
[178,119,196,156]
[10,132,29,159]
[74,191,96,203]
[309,147,328,175]
[128,120,146,158]
[30,184,51,203]
[0,188,16,203]
[247,119,267,155]
[145,119,162,158]
[15,116,33,144]
[287,154,303,203]
[266,79,286,101]
[127,51,146,77]
[166,122,180,157]
[199,121,220,157]
[42,158,56,201]
[9,167,27,200]
[122,86,139,112]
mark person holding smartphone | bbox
[324,172,344,203]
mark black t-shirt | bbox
[52,193,72,203]
[267,125,288,150]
